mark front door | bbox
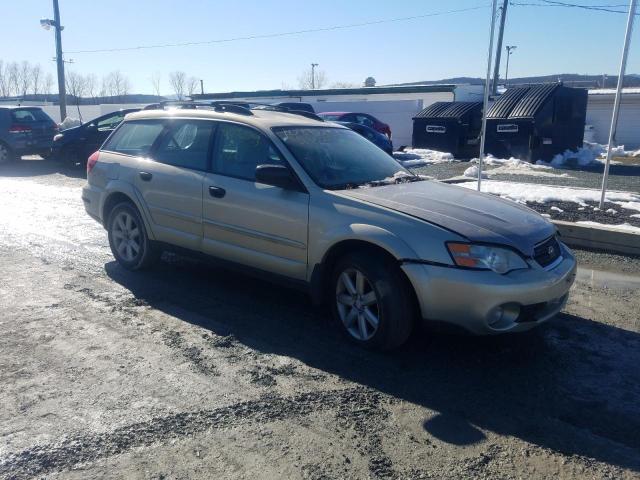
[202,122,309,280]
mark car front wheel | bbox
[331,251,414,350]
[108,202,159,270]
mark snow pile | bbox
[458,180,640,213]
[60,117,82,130]
[473,155,571,178]
[540,142,640,168]
[393,149,457,167]
[463,165,487,179]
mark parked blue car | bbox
[0,106,58,163]
[336,121,394,156]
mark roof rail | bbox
[210,101,254,116]
[142,100,197,110]
[250,104,323,121]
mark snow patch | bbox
[463,165,487,179]
[550,206,564,213]
[393,149,457,167]
[576,221,640,234]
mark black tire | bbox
[107,202,160,270]
[0,142,16,164]
[330,250,414,350]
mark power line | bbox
[66,4,491,54]
[512,0,631,13]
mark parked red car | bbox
[318,112,392,139]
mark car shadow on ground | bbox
[0,157,85,179]
[105,255,640,472]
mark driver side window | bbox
[213,123,284,181]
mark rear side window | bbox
[103,120,164,156]
[213,123,284,181]
[11,108,52,123]
[153,120,215,171]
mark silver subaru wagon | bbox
[82,104,577,350]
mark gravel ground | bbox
[409,162,640,194]
[1,159,640,479]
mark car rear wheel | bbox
[108,202,159,270]
[331,251,414,350]
[0,143,16,164]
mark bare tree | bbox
[297,67,326,90]
[150,72,162,97]
[169,71,186,100]
[31,64,43,96]
[85,73,98,104]
[44,73,54,101]
[103,71,130,102]
[187,76,200,97]
[0,60,7,98]
[18,61,32,97]
[7,62,19,97]
[66,71,87,120]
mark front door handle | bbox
[209,185,226,198]
[139,171,153,181]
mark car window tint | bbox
[97,113,125,131]
[11,109,50,123]
[153,121,214,170]
[214,123,284,181]
[103,121,164,156]
[356,115,374,127]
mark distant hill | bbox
[393,74,640,88]
[15,94,166,105]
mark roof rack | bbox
[250,103,323,121]
[142,100,253,116]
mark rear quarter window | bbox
[11,108,53,123]
[103,120,164,156]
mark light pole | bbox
[504,45,517,87]
[311,63,319,90]
[40,0,66,120]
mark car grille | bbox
[534,236,561,268]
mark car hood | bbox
[336,180,555,256]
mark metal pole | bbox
[200,79,204,95]
[478,0,499,192]
[505,49,510,86]
[311,63,318,90]
[599,0,636,208]
[52,0,66,120]
[491,0,509,95]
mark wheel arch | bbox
[101,183,156,240]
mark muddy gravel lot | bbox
[1,159,640,479]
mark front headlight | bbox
[446,242,529,274]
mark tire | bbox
[107,202,159,270]
[331,250,414,350]
[0,142,16,164]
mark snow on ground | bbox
[576,221,640,234]
[536,142,640,169]
[463,165,487,179]
[469,155,572,178]
[458,180,640,213]
[393,149,458,167]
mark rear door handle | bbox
[139,171,153,181]
[208,186,226,198]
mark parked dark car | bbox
[52,109,140,165]
[275,102,316,113]
[0,106,58,164]
[318,111,392,139]
[337,121,393,155]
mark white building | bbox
[587,88,640,149]
[194,84,484,148]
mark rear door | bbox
[10,108,57,151]
[202,122,309,280]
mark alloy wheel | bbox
[111,211,142,262]
[0,144,9,164]
[336,268,380,341]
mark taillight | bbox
[87,151,99,174]
[9,124,32,133]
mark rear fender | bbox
[102,180,156,241]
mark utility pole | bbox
[200,79,204,95]
[52,0,66,120]
[600,0,637,209]
[311,63,318,90]
[504,45,517,87]
[491,0,509,95]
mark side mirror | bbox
[255,164,299,191]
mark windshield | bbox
[274,126,415,190]
[318,114,342,121]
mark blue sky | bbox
[3,0,638,94]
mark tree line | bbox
[0,60,54,98]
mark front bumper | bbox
[401,245,577,334]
